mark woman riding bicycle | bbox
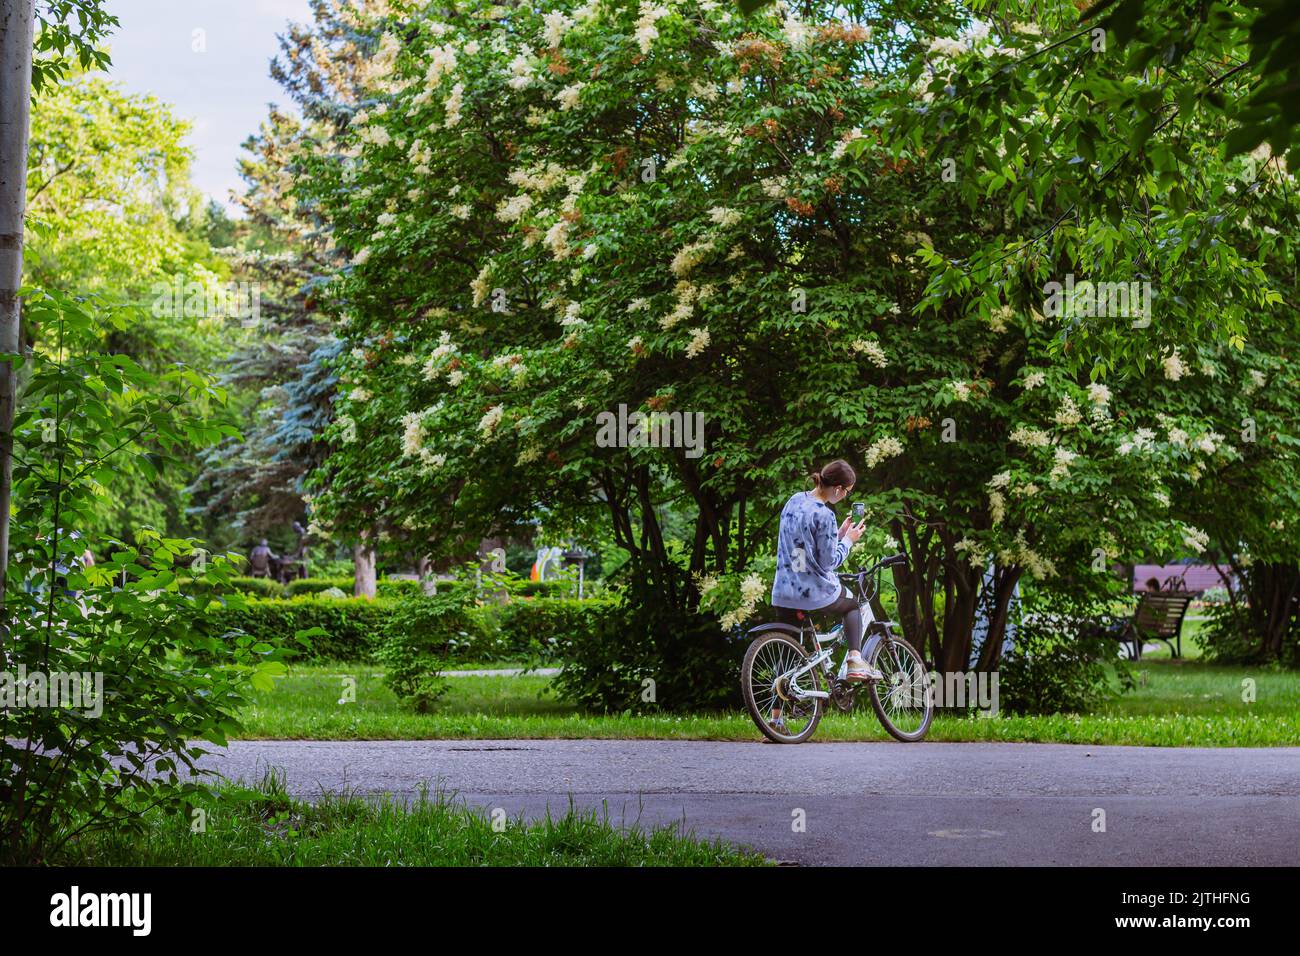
[770,459,882,683]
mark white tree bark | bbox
[0,0,35,635]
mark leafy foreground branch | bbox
[0,291,292,866]
[55,773,768,867]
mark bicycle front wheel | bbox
[867,634,933,742]
[741,633,824,744]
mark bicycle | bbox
[740,553,934,744]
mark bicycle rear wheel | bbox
[741,633,824,744]
[867,634,933,741]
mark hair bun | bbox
[813,459,857,490]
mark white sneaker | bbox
[845,651,882,682]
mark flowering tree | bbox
[290,0,1290,673]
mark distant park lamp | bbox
[561,547,591,599]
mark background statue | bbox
[248,539,278,579]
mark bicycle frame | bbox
[776,554,906,703]
[780,602,897,702]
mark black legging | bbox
[778,587,863,653]
[819,587,863,654]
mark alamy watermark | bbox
[1,667,103,718]
[882,668,999,716]
[1043,273,1151,328]
[595,404,705,459]
[150,278,261,328]
[50,886,151,936]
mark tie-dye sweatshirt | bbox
[770,490,853,610]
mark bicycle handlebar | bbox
[838,552,907,582]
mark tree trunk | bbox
[975,567,1022,673]
[0,0,35,648]
[1250,561,1298,663]
[353,535,376,599]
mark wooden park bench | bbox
[1104,590,1200,660]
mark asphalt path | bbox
[193,739,1300,866]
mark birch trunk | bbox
[0,0,35,645]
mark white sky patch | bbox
[100,0,314,215]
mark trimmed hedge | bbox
[184,575,425,602]
[484,597,616,661]
[180,576,284,599]
[205,594,620,665]
[512,579,575,598]
[204,589,744,715]
[205,596,396,661]
[284,576,423,599]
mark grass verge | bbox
[236,658,1300,746]
[58,773,767,866]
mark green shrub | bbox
[489,597,618,662]
[283,577,347,597]
[998,592,1134,715]
[3,292,289,864]
[511,579,574,598]
[374,596,620,710]
[551,584,744,713]
[375,594,485,711]
[206,596,396,661]
[205,592,624,687]
[1198,576,1300,667]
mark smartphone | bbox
[852,502,865,520]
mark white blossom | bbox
[987,470,1012,490]
[556,83,585,111]
[1182,526,1209,554]
[1162,348,1187,381]
[496,193,534,223]
[708,206,742,228]
[1010,425,1052,448]
[685,327,711,358]
[1050,447,1077,481]
[542,11,574,48]
[1054,396,1082,427]
[850,338,888,368]
[864,435,904,468]
[635,2,671,55]
[425,44,458,85]
[831,129,864,160]
[443,82,464,127]
[478,404,505,436]
[670,239,713,276]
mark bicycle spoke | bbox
[869,637,931,737]
[745,636,820,739]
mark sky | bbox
[102,0,315,213]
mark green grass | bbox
[58,774,766,867]
[236,656,1300,746]
[439,659,552,671]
